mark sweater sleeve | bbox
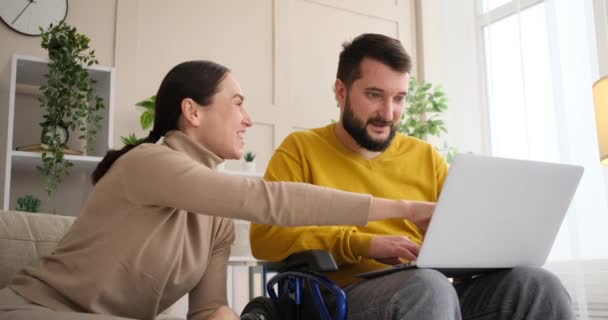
[187,217,233,320]
[119,145,371,227]
[250,138,376,266]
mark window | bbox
[481,0,512,12]
[481,1,558,162]
[478,0,608,317]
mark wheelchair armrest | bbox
[264,250,338,273]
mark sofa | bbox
[0,210,188,320]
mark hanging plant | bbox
[38,22,105,195]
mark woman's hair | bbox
[91,60,230,184]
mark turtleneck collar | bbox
[162,130,224,169]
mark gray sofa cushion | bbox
[0,210,75,288]
[0,210,188,319]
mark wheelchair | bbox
[240,250,348,320]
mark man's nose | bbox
[378,98,394,121]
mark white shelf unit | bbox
[221,169,264,178]
[2,54,115,216]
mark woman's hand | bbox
[402,200,436,232]
[368,198,436,232]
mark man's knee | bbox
[385,269,460,319]
[395,269,458,304]
[502,267,571,302]
[506,267,566,290]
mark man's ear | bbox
[334,79,347,110]
[180,98,202,127]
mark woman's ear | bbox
[180,98,202,127]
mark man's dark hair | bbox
[337,33,412,87]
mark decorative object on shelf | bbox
[243,151,256,172]
[593,76,608,165]
[41,121,69,146]
[121,96,156,146]
[38,22,105,196]
[0,0,68,36]
[15,195,41,213]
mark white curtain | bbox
[544,1,608,319]
[479,0,608,318]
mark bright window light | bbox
[483,2,559,163]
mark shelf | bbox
[14,54,113,87]
[3,54,114,214]
[15,84,42,97]
[221,169,264,178]
[228,256,259,266]
[10,150,102,174]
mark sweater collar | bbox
[162,130,224,169]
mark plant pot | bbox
[243,162,256,172]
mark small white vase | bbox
[243,162,256,172]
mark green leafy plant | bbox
[121,133,143,146]
[15,195,42,213]
[400,77,447,140]
[121,96,156,145]
[38,22,105,195]
[400,77,458,162]
[244,151,256,162]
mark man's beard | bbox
[341,96,398,152]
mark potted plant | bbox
[121,96,156,146]
[400,77,458,162]
[15,195,42,213]
[243,151,256,172]
[38,22,105,195]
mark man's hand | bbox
[368,235,421,263]
[207,306,238,320]
[403,200,436,231]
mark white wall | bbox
[1,0,418,205]
[418,0,486,155]
[113,0,418,173]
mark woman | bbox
[0,61,434,320]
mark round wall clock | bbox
[0,0,68,36]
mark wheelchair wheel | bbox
[240,296,280,320]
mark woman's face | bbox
[196,73,253,159]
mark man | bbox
[250,33,574,319]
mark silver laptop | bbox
[358,153,584,279]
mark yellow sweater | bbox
[250,124,449,287]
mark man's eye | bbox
[395,96,406,103]
[366,92,381,98]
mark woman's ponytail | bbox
[91,133,159,185]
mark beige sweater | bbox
[9,131,371,320]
